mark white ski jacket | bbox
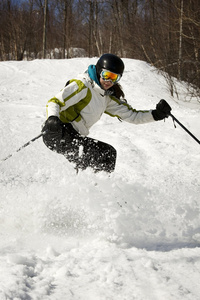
[46,72,155,136]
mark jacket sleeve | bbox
[46,79,88,119]
[105,96,155,124]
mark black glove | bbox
[152,99,171,121]
[42,116,63,140]
[45,116,63,131]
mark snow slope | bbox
[0,58,200,299]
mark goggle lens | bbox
[100,70,121,83]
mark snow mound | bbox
[0,58,200,299]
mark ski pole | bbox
[1,132,45,163]
[169,113,200,145]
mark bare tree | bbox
[42,0,48,58]
[178,0,183,80]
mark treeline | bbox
[0,0,200,95]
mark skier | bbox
[42,53,171,173]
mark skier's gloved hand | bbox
[45,116,63,132]
[42,116,63,140]
[152,99,171,121]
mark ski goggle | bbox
[100,69,121,83]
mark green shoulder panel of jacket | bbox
[47,79,92,123]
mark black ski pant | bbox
[43,123,117,173]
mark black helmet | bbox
[96,53,124,77]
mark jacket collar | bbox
[87,65,100,87]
